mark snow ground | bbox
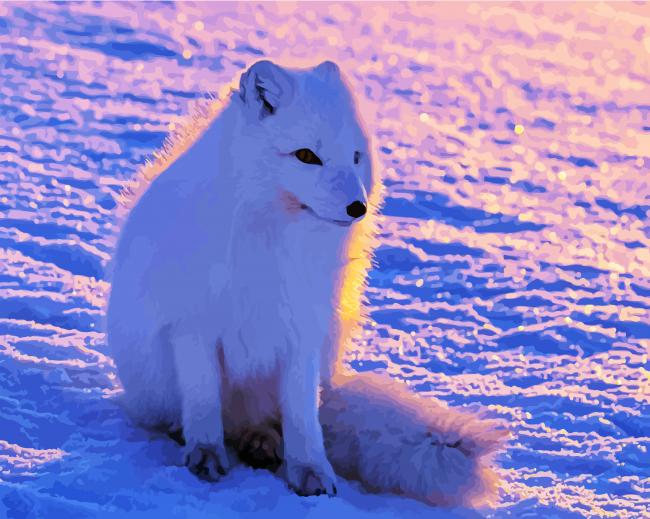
[0,2,649,518]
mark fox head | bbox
[235,60,373,228]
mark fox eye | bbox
[354,151,362,165]
[294,148,323,166]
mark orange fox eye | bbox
[294,148,323,166]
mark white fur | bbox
[321,373,507,507]
[107,60,506,505]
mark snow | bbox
[1,2,649,518]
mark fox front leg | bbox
[172,326,230,481]
[279,321,337,497]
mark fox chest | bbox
[218,223,343,380]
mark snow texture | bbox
[0,2,648,518]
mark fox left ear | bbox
[239,60,294,119]
[314,61,340,82]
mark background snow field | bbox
[1,2,649,518]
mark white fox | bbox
[107,60,506,506]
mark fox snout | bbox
[327,169,367,222]
[346,200,366,219]
[293,168,369,226]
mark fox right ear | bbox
[239,61,294,119]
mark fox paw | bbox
[184,443,229,482]
[237,425,283,472]
[283,459,337,497]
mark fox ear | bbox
[314,61,340,82]
[239,60,294,118]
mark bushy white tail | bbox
[320,373,507,507]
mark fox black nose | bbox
[346,200,367,218]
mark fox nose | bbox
[346,200,367,219]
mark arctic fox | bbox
[107,60,506,506]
